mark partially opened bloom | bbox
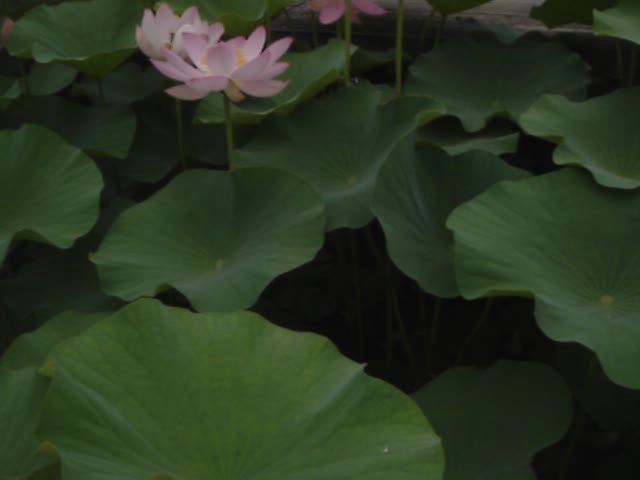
[136,3,223,60]
[307,0,387,25]
[151,26,293,102]
[1,17,13,47]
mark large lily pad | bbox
[8,0,142,77]
[594,0,640,46]
[413,361,572,480]
[520,88,640,189]
[372,142,529,298]
[92,168,325,312]
[195,40,353,125]
[417,117,520,156]
[0,124,103,264]
[447,168,640,388]
[4,95,136,159]
[405,37,589,132]
[167,0,296,34]
[1,311,107,370]
[236,83,445,230]
[531,0,618,28]
[0,367,57,480]
[38,299,444,480]
[427,0,493,15]
[0,62,77,101]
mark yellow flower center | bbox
[235,48,247,67]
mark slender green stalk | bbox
[344,0,353,86]
[282,7,297,42]
[390,283,418,382]
[265,9,272,44]
[175,99,186,171]
[17,60,30,96]
[96,77,106,103]
[629,45,638,87]
[455,297,495,364]
[425,297,442,377]
[224,95,235,171]
[395,0,405,97]
[311,11,319,48]
[434,13,447,48]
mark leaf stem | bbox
[224,94,235,172]
[175,98,186,171]
[344,0,353,86]
[456,297,494,364]
[418,8,436,52]
[395,0,404,97]
[434,13,447,48]
[96,77,106,103]
[426,297,442,377]
[349,230,365,360]
[629,44,637,87]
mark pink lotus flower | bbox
[1,17,13,47]
[151,25,293,102]
[136,3,223,60]
[307,0,387,25]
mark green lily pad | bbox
[372,142,529,298]
[236,83,446,230]
[520,88,640,189]
[557,343,640,432]
[417,117,520,156]
[530,0,618,28]
[427,0,493,15]
[4,95,136,159]
[594,0,640,46]
[8,0,142,77]
[195,40,353,125]
[447,168,640,389]
[92,168,325,312]
[413,361,572,480]
[167,0,297,34]
[0,367,57,480]
[38,299,444,480]
[0,124,103,264]
[72,63,165,104]
[0,62,77,100]
[405,37,589,132]
[1,312,107,370]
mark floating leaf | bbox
[92,168,325,312]
[1,312,107,370]
[520,88,640,189]
[0,62,77,101]
[531,0,618,28]
[72,63,164,104]
[8,0,142,77]
[594,0,640,46]
[373,142,528,297]
[195,40,352,125]
[447,168,640,389]
[4,95,136,159]
[417,117,520,156]
[405,37,589,132]
[166,0,297,34]
[413,361,572,480]
[236,83,446,230]
[38,299,444,480]
[0,124,102,264]
[427,0,493,15]
[0,367,57,480]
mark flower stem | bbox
[224,94,235,172]
[175,98,186,171]
[395,0,405,97]
[418,8,436,52]
[344,0,353,87]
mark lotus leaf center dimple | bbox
[599,294,615,306]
